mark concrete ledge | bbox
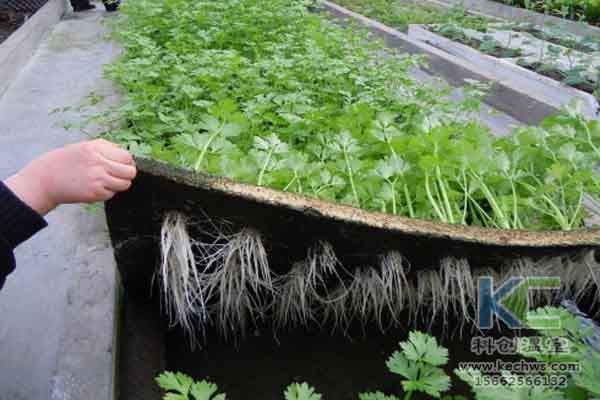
[436,0,600,38]
[408,25,599,118]
[0,9,121,400]
[49,208,120,400]
[324,1,567,124]
[0,0,66,98]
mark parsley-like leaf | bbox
[284,382,322,400]
[400,331,449,366]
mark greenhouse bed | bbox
[407,24,599,118]
[322,1,583,123]
[435,0,600,38]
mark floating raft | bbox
[106,158,600,342]
[107,158,599,286]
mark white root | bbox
[500,250,600,314]
[440,258,476,328]
[327,253,410,335]
[380,252,411,322]
[158,212,273,342]
[203,228,272,340]
[157,212,600,342]
[413,269,443,326]
[274,262,316,330]
[321,285,351,335]
[159,212,206,344]
[275,242,346,331]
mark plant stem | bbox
[388,179,398,214]
[468,195,495,227]
[388,140,398,159]
[283,174,298,192]
[542,195,570,229]
[257,147,274,186]
[404,183,415,218]
[461,170,469,224]
[568,190,584,227]
[471,171,510,229]
[194,129,221,171]
[403,391,413,400]
[315,183,338,195]
[511,180,521,228]
[436,166,454,223]
[343,148,360,206]
[425,173,447,222]
[582,121,600,159]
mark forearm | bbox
[0,181,48,289]
[0,139,135,290]
[4,171,56,216]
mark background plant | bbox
[330,0,492,32]
[456,304,600,400]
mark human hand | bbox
[4,139,136,215]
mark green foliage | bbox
[91,0,599,231]
[523,306,600,398]
[507,0,600,24]
[156,373,324,400]
[356,332,452,400]
[285,383,322,400]
[433,27,523,59]
[457,305,600,400]
[386,331,451,398]
[573,352,600,396]
[156,372,226,400]
[331,0,491,32]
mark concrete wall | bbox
[0,0,66,98]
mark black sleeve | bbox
[0,181,47,290]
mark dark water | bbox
[121,293,599,400]
[165,321,516,400]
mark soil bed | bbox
[428,26,522,58]
[508,25,599,53]
[517,60,597,94]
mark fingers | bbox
[103,174,133,193]
[91,139,137,187]
[94,186,118,202]
[104,157,137,180]
[96,139,135,165]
